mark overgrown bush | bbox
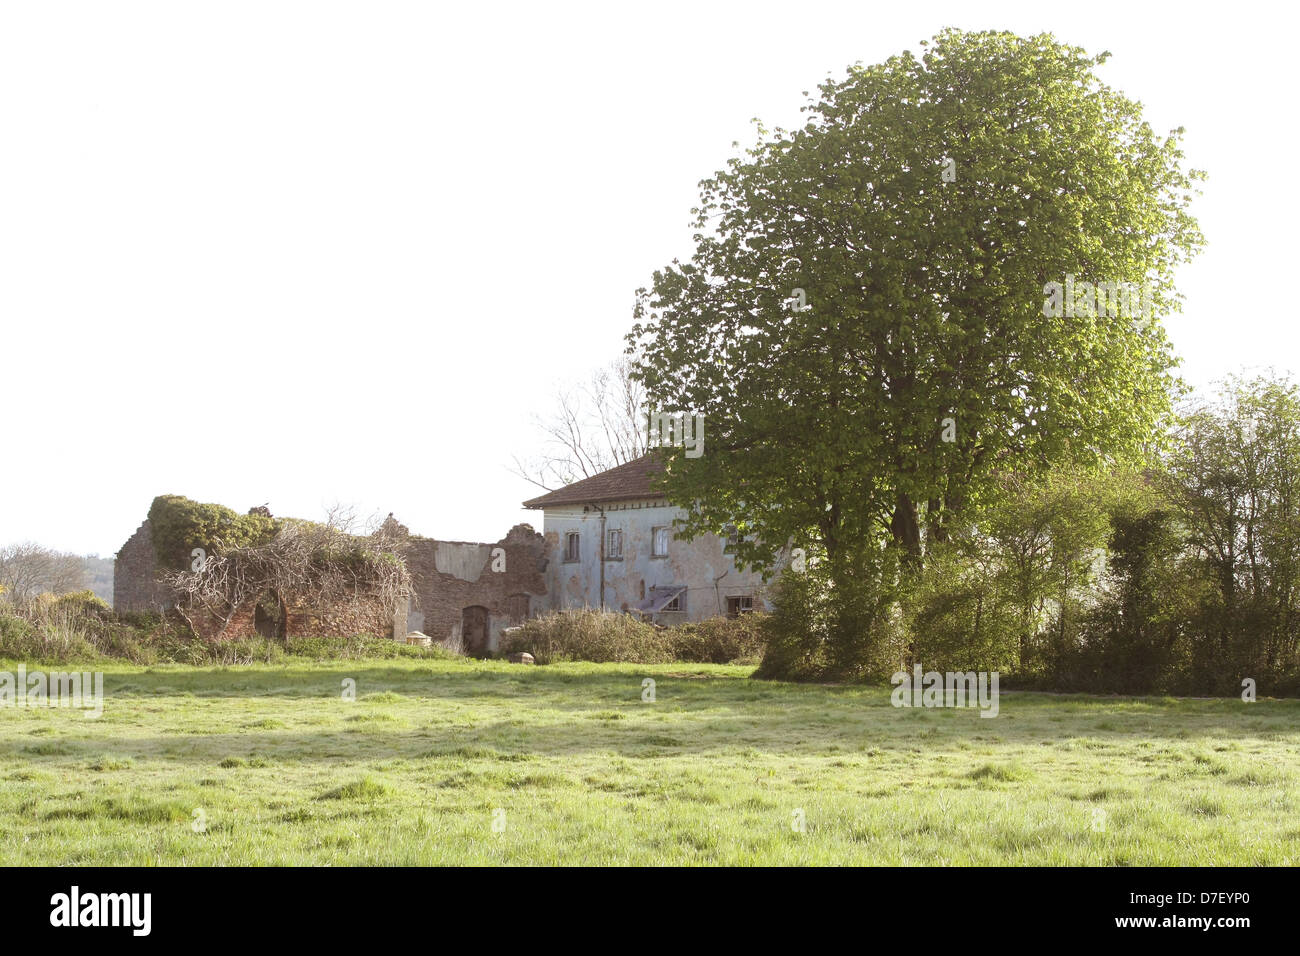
[499,609,675,664]
[498,609,766,665]
[754,544,904,682]
[147,495,278,570]
[754,564,831,680]
[0,595,449,666]
[669,613,768,665]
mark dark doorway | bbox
[461,605,490,656]
[254,589,287,640]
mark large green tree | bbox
[627,29,1203,575]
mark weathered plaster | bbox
[538,498,771,623]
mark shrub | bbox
[755,544,905,682]
[670,613,768,665]
[499,610,673,664]
[754,567,831,681]
[500,609,768,665]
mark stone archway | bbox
[253,589,287,640]
[461,605,490,656]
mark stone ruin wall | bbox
[113,520,173,613]
[113,511,548,649]
[181,591,396,643]
[402,523,548,653]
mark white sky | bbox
[1,1,1295,557]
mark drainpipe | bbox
[714,568,729,617]
[597,506,606,610]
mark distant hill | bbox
[81,554,114,606]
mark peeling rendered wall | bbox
[539,498,771,622]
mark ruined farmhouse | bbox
[115,457,771,653]
[115,496,547,655]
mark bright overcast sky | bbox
[1,1,1295,557]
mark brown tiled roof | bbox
[522,455,665,509]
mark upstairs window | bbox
[652,526,670,558]
[565,532,580,562]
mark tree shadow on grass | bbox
[5,679,1298,766]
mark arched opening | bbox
[461,605,490,656]
[253,589,287,640]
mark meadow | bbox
[1,658,1297,865]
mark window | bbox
[652,526,670,558]
[724,525,742,552]
[565,532,580,562]
[663,589,685,612]
[726,595,754,619]
[607,528,623,560]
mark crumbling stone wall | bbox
[114,515,397,639]
[113,520,173,613]
[113,507,548,650]
[182,591,396,642]
[401,523,547,653]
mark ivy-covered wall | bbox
[146,494,278,571]
[114,497,550,646]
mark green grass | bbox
[1,657,1298,865]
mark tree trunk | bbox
[891,492,922,565]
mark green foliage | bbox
[1164,373,1300,694]
[498,609,766,665]
[627,27,1202,582]
[903,542,1021,674]
[499,610,674,664]
[0,600,448,666]
[754,565,832,680]
[754,371,1300,697]
[668,614,768,665]
[43,590,113,620]
[148,495,278,570]
[756,543,905,681]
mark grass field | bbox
[1,658,1297,865]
